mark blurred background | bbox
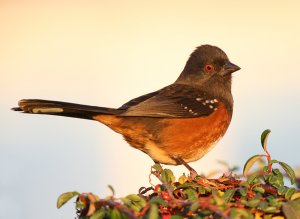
[1,1,300,218]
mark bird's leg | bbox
[172,157,198,179]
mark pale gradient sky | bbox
[1,1,300,218]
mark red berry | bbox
[162,215,171,219]
[79,195,87,205]
[161,191,172,201]
[154,184,162,193]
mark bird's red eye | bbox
[204,64,214,73]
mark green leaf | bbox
[278,186,287,196]
[268,174,278,185]
[204,187,212,193]
[185,188,198,201]
[149,197,168,206]
[246,173,258,184]
[239,181,250,188]
[111,209,121,219]
[269,159,279,165]
[258,201,269,210]
[161,169,175,183]
[229,208,238,218]
[263,165,269,172]
[90,209,106,219]
[230,208,253,219]
[253,186,265,194]
[268,198,283,208]
[148,204,159,219]
[272,168,284,187]
[120,197,131,207]
[263,206,278,213]
[285,188,296,200]
[282,199,300,219]
[243,155,264,176]
[152,164,163,172]
[57,191,80,208]
[239,188,247,197]
[246,199,260,208]
[124,194,146,211]
[190,201,200,212]
[261,129,271,151]
[126,194,143,202]
[222,189,235,203]
[279,161,296,185]
[198,186,206,194]
[176,182,199,190]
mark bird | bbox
[12,45,240,175]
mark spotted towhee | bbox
[13,45,240,175]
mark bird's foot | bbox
[189,169,198,180]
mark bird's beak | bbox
[223,62,241,75]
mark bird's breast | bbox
[145,103,232,164]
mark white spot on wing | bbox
[32,108,64,113]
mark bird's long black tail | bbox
[12,99,121,120]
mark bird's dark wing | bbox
[118,90,159,109]
[120,84,220,118]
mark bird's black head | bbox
[175,45,240,86]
